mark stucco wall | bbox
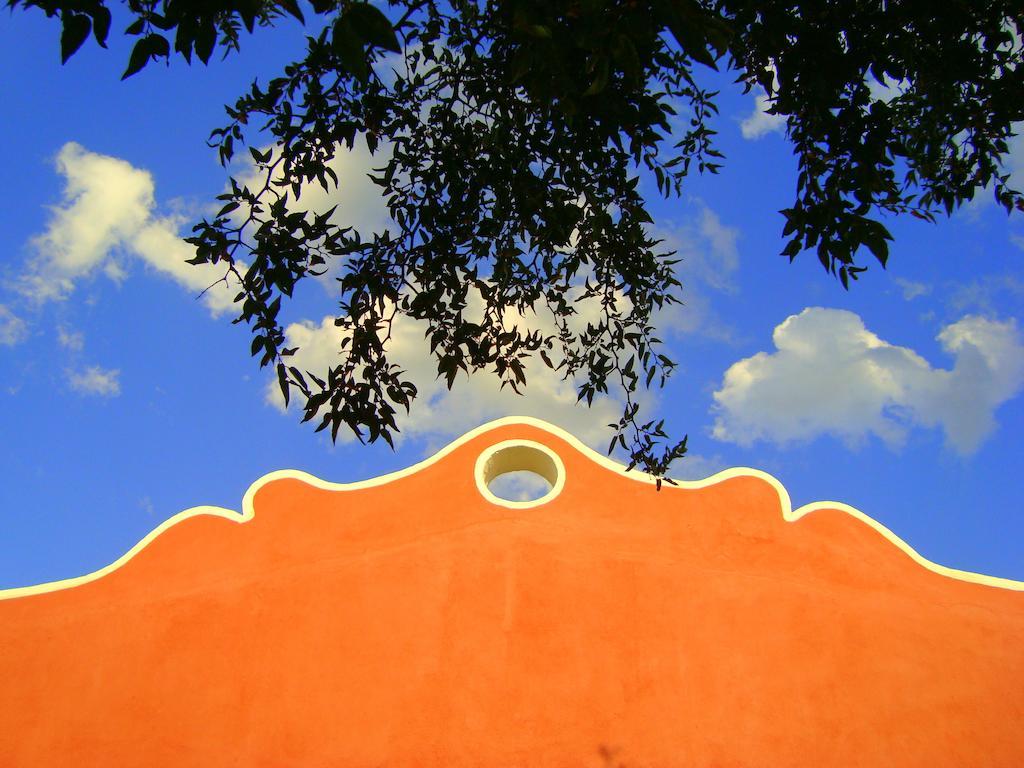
[1,418,1022,766]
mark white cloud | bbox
[67,365,121,397]
[19,143,152,302]
[711,308,1024,454]
[56,326,84,352]
[267,301,630,450]
[234,138,392,241]
[220,138,393,293]
[0,305,27,346]
[18,142,238,317]
[893,277,930,301]
[130,217,238,315]
[691,206,740,292]
[947,274,1024,316]
[57,328,125,399]
[651,206,741,341]
[740,90,785,140]
[671,452,729,481]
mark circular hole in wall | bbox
[475,441,565,507]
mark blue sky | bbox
[2,8,1022,589]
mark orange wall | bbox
[1,420,1022,767]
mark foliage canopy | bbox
[11,0,1024,476]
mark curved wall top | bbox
[1,417,1022,766]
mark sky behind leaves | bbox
[1,9,1022,588]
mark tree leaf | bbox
[346,3,401,53]
[90,6,111,48]
[60,13,92,64]
[332,16,370,84]
[121,34,168,79]
[277,0,305,24]
[583,57,609,96]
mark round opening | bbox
[475,440,565,508]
